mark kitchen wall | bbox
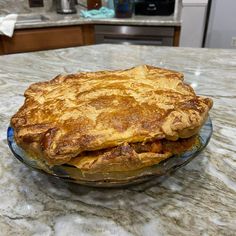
[0,0,88,15]
[205,0,236,49]
[0,0,55,15]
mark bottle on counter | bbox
[113,0,134,18]
[87,0,102,10]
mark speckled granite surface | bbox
[0,0,181,29]
[15,12,181,29]
[0,44,236,235]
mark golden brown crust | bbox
[11,65,213,166]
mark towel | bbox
[0,14,18,37]
[80,7,114,19]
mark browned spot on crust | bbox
[41,128,58,151]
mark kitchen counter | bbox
[0,44,235,235]
[15,12,181,30]
[0,1,181,29]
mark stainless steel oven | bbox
[95,25,175,46]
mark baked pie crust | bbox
[11,65,213,172]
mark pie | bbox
[11,65,213,173]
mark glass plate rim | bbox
[7,117,213,187]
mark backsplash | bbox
[0,0,88,15]
[0,0,55,15]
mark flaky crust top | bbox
[11,65,213,165]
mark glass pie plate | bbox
[7,117,212,187]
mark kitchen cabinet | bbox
[179,0,208,47]
[0,25,95,55]
[0,23,180,55]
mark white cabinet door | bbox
[180,0,208,47]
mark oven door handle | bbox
[103,36,164,46]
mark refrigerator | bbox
[204,0,236,49]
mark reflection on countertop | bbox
[0,44,236,235]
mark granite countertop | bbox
[11,1,181,30]
[1,1,181,30]
[15,12,181,30]
[0,44,236,235]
